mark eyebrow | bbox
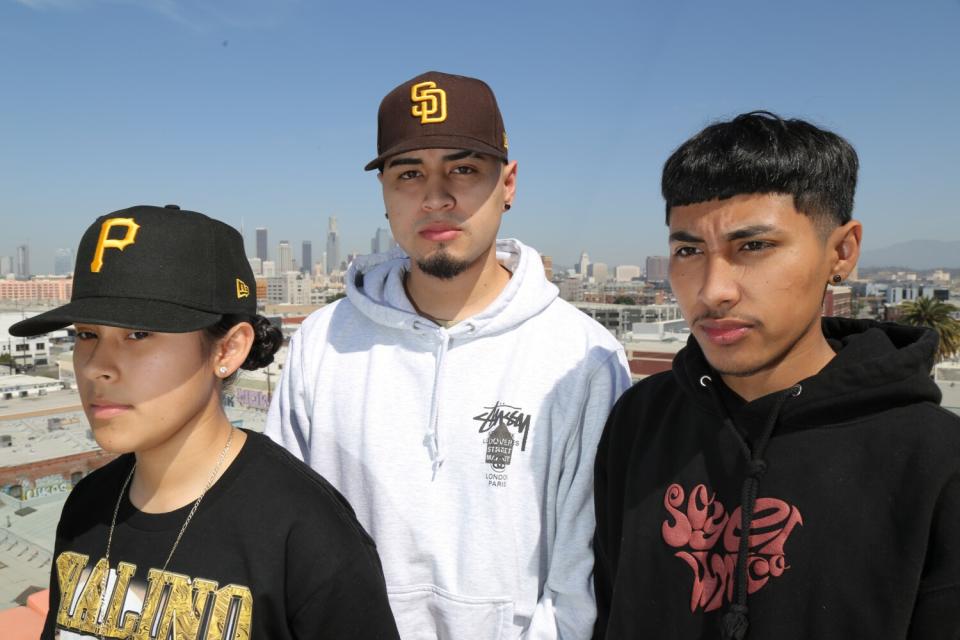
[668,230,703,243]
[386,156,422,168]
[724,224,777,241]
[386,150,480,169]
[668,224,778,243]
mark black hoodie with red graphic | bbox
[593,318,960,639]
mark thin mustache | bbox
[693,311,762,326]
[416,216,466,229]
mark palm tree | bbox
[900,297,960,362]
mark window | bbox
[34,343,45,351]
[15,344,28,352]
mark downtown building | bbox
[326,217,341,274]
[256,228,268,262]
[0,278,73,304]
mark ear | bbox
[828,219,863,281]
[212,322,254,379]
[502,160,518,210]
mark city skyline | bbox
[2,1,959,274]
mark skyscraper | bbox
[256,228,268,262]
[302,240,313,274]
[326,217,341,275]
[0,256,12,276]
[614,265,641,282]
[588,262,609,284]
[54,248,74,276]
[279,241,293,273]
[371,227,394,254]
[15,245,29,280]
[645,256,669,283]
[577,252,590,276]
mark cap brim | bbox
[8,297,222,337]
[364,135,508,171]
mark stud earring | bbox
[384,212,389,219]
[504,203,512,211]
[831,274,842,284]
[218,366,228,375]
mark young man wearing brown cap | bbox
[266,71,631,639]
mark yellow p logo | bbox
[90,218,140,273]
[411,81,447,124]
[236,279,250,299]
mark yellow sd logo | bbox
[90,218,140,273]
[410,81,447,124]
[236,278,250,299]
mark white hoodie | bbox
[266,239,631,640]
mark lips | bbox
[89,402,133,419]
[698,320,754,346]
[419,223,461,242]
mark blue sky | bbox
[2,0,958,273]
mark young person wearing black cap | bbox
[10,205,400,639]
[266,72,632,639]
[592,112,960,639]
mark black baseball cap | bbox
[9,205,256,337]
[365,71,509,171]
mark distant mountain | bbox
[859,239,960,270]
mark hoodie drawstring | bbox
[425,330,451,480]
[700,375,802,640]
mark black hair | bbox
[661,111,859,229]
[202,314,283,380]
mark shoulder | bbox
[609,369,677,412]
[892,402,960,461]
[242,432,375,544]
[58,454,133,534]
[298,298,354,335]
[287,298,371,364]
[601,371,679,444]
[546,299,623,345]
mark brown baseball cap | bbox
[365,71,509,171]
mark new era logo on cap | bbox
[365,71,508,171]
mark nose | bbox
[76,339,118,383]
[699,255,741,311]
[421,174,455,213]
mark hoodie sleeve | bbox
[523,348,632,640]
[265,328,313,463]
[908,471,960,640]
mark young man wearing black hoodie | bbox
[593,111,960,639]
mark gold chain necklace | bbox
[95,427,235,639]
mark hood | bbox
[345,238,558,339]
[674,317,942,431]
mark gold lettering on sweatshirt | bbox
[206,584,253,640]
[54,552,253,639]
[55,551,88,627]
[137,568,219,640]
[100,560,138,637]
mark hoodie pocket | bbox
[388,584,514,640]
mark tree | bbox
[0,353,14,373]
[900,297,960,362]
[613,295,636,305]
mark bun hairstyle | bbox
[203,314,283,377]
